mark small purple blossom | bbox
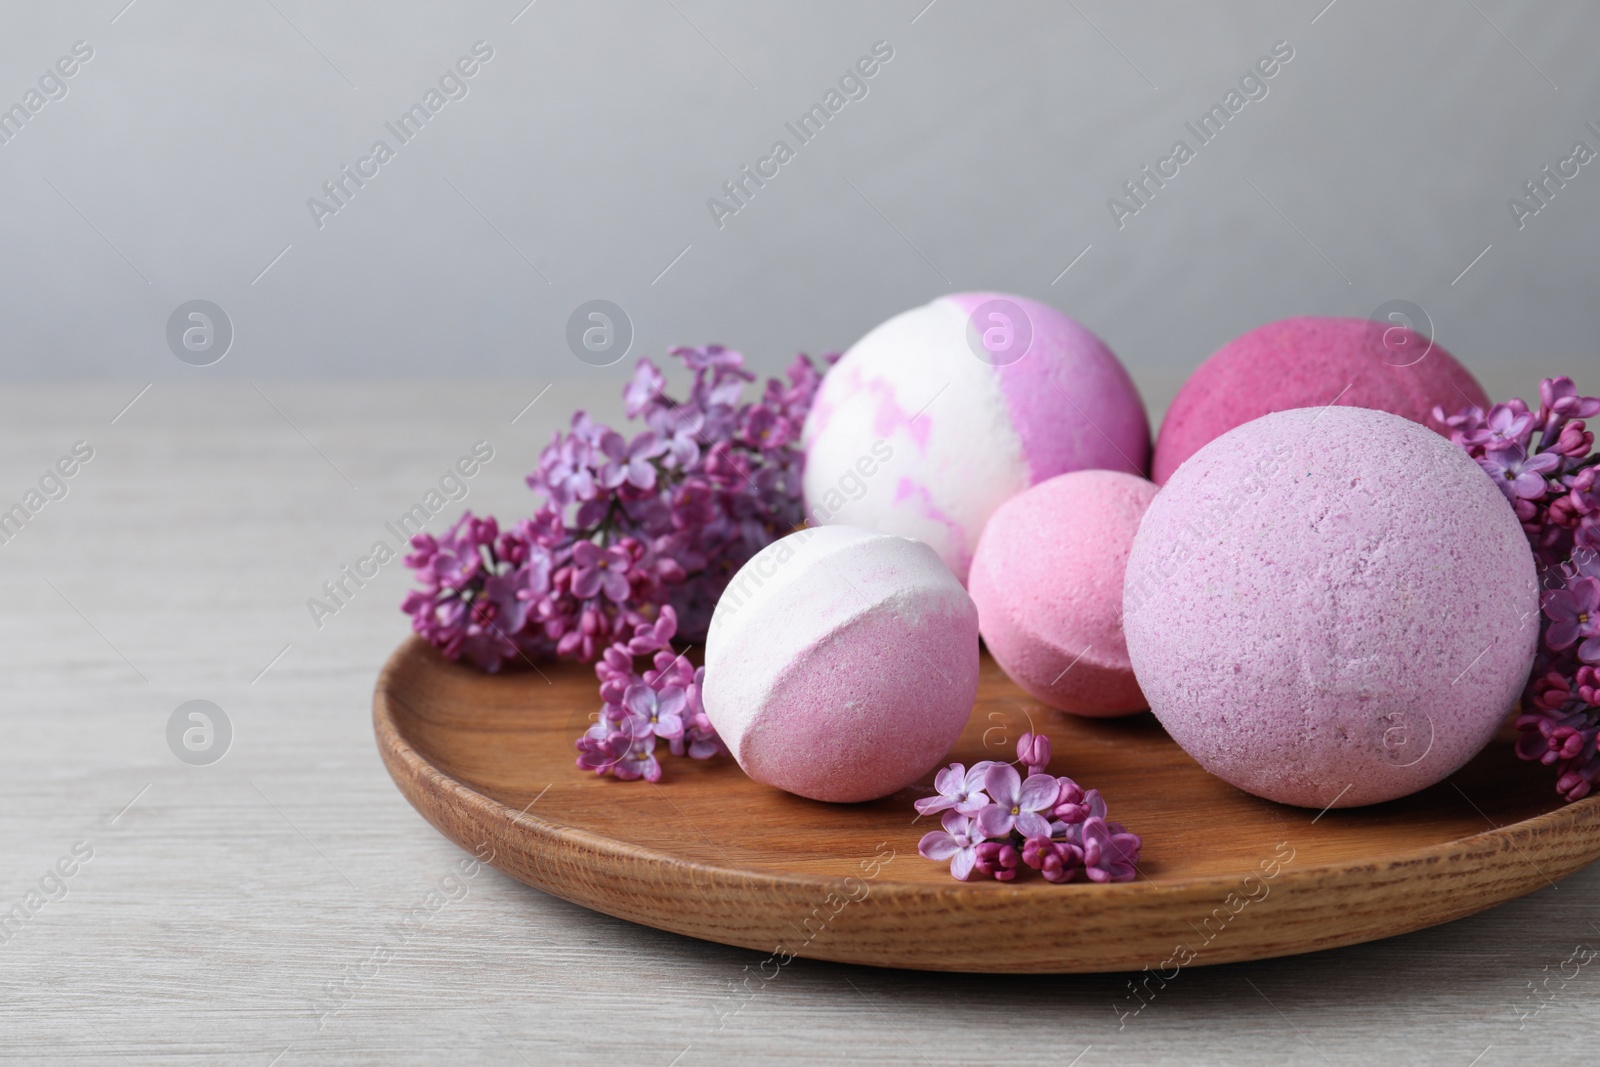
[1080,817,1142,883]
[1438,377,1600,804]
[1478,448,1560,501]
[914,733,1141,884]
[571,541,633,602]
[976,764,1058,839]
[575,606,724,782]
[1022,836,1082,883]
[1544,576,1600,660]
[918,811,984,880]
[611,735,663,783]
[914,761,997,817]
[598,431,666,491]
[1463,403,1535,452]
[624,683,686,740]
[1017,732,1051,777]
[973,841,1021,882]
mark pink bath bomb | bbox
[802,292,1150,584]
[1124,406,1537,808]
[702,525,979,803]
[1152,316,1490,484]
[969,470,1156,716]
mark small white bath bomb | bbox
[801,292,1149,584]
[703,525,980,803]
[1123,406,1538,809]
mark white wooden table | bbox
[0,379,1591,1066]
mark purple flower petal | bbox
[950,849,978,881]
[982,763,1022,807]
[918,831,958,861]
[1014,811,1053,839]
[1017,772,1059,811]
[975,804,1014,839]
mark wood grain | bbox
[374,635,1600,973]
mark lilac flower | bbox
[1438,378,1600,804]
[1463,403,1534,452]
[409,342,840,780]
[1478,449,1560,500]
[1433,402,1485,441]
[575,723,630,774]
[624,683,686,740]
[918,811,984,880]
[574,602,723,779]
[1022,836,1082,883]
[912,731,1143,882]
[1543,377,1600,421]
[539,433,598,506]
[611,735,662,783]
[976,763,1058,839]
[1017,732,1051,777]
[670,343,749,374]
[571,541,633,602]
[914,761,997,817]
[626,608,678,656]
[623,358,665,417]
[973,841,1021,882]
[598,431,666,491]
[1543,576,1600,661]
[1080,817,1142,883]
[1051,780,1108,836]
[399,512,557,672]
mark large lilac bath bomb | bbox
[1152,316,1490,484]
[801,293,1149,584]
[702,525,979,803]
[1124,406,1537,809]
[969,470,1156,717]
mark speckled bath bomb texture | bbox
[1152,316,1490,484]
[801,292,1150,584]
[1124,406,1537,808]
[969,470,1156,717]
[702,525,980,803]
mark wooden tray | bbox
[373,636,1600,973]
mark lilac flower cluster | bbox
[401,345,836,672]
[1435,378,1600,801]
[575,606,723,781]
[915,733,1142,883]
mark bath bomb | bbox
[969,470,1156,716]
[1152,316,1491,484]
[1124,406,1537,808]
[703,525,979,803]
[801,292,1150,584]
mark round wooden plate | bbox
[374,636,1600,973]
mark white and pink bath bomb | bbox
[702,525,979,803]
[1123,406,1538,809]
[969,470,1156,716]
[801,293,1150,584]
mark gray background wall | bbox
[1,0,1596,411]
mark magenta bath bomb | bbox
[969,470,1156,717]
[1152,316,1491,484]
[702,525,979,803]
[1124,406,1537,808]
[801,292,1149,584]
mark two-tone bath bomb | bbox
[968,470,1156,717]
[1124,406,1537,809]
[702,525,979,803]
[1152,316,1490,483]
[801,292,1150,584]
